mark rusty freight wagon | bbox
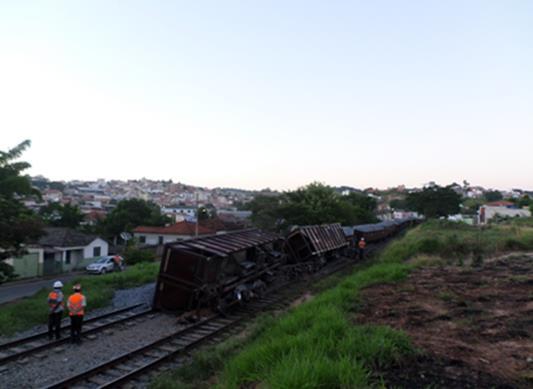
[153,229,281,311]
[284,223,348,263]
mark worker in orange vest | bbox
[47,281,64,340]
[67,283,87,344]
[358,237,366,260]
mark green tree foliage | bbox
[405,185,461,218]
[39,203,84,228]
[103,198,169,240]
[0,140,43,282]
[517,195,531,208]
[484,190,503,202]
[245,195,282,230]
[198,204,217,221]
[247,183,377,231]
[389,198,407,210]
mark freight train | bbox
[153,218,417,312]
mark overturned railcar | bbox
[153,229,281,311]
[284,223,348,263]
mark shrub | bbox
[504,238,527,250]
[417,238,441,254]
[123,246,155,265]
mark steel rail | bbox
[0,303,152,364]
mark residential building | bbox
[133,221,215,245]
[478,201,531,224]
[5,228,109,278]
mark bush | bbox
[417,238,441,254]
[123,246,155,265]
[504,238,528,251]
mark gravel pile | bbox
[112,282,155,308]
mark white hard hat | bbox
[53,281,63,288]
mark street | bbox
[0,272,84,305]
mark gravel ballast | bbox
[1,313,181,388]
[0,282,166,388]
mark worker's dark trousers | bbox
[70,315,84,343]
[48,312,62,339]
[359,248,365,260]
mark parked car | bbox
[86,255,124,275]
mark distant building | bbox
[5,228,109,278]
[161,206,197,222]
[479,202,531,224]
[133,221,215,245]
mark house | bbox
[133,221,215,245]
[478,202,531,224]
[161,206,197,222]
[5,228,109,278]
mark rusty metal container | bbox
[153,229,280,311]
[284,223,348,263]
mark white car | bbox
[86,256,123,275]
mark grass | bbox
[151,314,279,389]
[151,260,414,389]
[0,261,159,336]
[380,219,533,266]
[151,219,533,388]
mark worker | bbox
[112,255,122,272]
[358,237,366,260]
[47,281,64,340]
[67,283,86,344]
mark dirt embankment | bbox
[356,254,533,388]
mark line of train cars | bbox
[153,218,417,312]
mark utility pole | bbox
[195,192,199,238]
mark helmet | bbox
[53,281,63,288]
[73,283,82,291]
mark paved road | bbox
[0,272,84,305]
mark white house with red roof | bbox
[479,201,531,224]
[133,221,215,245]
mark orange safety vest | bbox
[68,293,86,316]
[48,291,64,311]
[358,240,366,249]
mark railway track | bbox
[0,303,152,364]
[44,255,361,389]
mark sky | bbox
[1,1,532,191]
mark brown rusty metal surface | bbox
[166,229,279,257]
[287,223,348,258]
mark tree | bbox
[517,195,531,208]
[103,199,169,241]
[39,203,84,228]
[0,140,43,282]
[249,182,377,230]
[484,190,503,202]
[245,195,282,230]
[405,185,461,218]
[389,198,407,210]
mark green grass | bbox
[0,262,159,336]
[214,261,413,388]
[380,219,533,265]
[151,220,533,388]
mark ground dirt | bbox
[356,254,533,388]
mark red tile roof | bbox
[133,221,214,235]
[486,201,515,207]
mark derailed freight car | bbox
[153,229,281,311]
[349,217,419,244]
[284,223,348,263]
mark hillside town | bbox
[27,176,533,226]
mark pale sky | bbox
[1,1,532,190]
